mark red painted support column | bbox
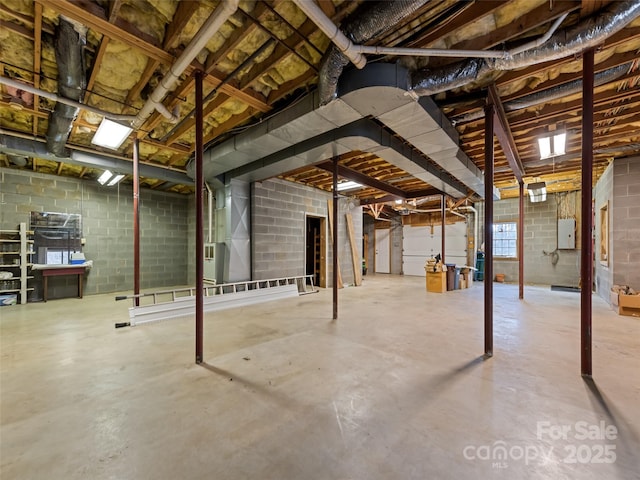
[195,71,204,364]
[441,194,446,264]
[484,103,495,357]
[332,156,338,320]
[518,181,524,300]
[133,138,140,307]
[581,49,595,377]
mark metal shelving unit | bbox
[0,223,34,304]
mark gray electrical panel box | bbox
[558,218,576,249]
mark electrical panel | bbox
[558,218,576,249]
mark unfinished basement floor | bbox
[1,275,639,479]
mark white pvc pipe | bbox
[131,0,240,129]
[0,76,136,122]
[292,0,366,68]
[295,3,568,67]
[356,45,507,59]
[509,13,568,56]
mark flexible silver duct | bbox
[452,63,631,124]
[411,0,640,96]
[46,18,87,157]
[317,0,429,105]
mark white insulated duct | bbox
[189,63,499,200]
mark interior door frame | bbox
[374,225,391,274]
[305,213,327,288]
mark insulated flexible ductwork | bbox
[315,0,429,105]
[46,18,86,157]
[411,0,640,96]
[452,63,631,124]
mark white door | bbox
[375,228,390,273]
[402,223,468,276]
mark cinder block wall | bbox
[0,168,189,299]
[611,156,640,289]
[476,193,581,286]
[595,162,614,300]
[252,178,362,286]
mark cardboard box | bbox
[426,271,447,293]
[610,291,640,317]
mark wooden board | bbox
[327,200,343,289]
[345,213,362,286]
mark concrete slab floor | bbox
[1,275,639,480]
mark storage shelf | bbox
[0,288,34,294]
[0,223,33,305]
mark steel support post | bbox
[332,156,338,320]
[484,103,495,357]
[133,138,140,307]
[581,49,595,377]
[195,71,204,364]
[519,181,524,300]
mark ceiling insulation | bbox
[0,0,638,200]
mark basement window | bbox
[493,222,517,258]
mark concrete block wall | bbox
[594,161,614,301]
[252,178,362,286]
[611,156,640,289]
[476,193,581,286]
[1,168,189,300]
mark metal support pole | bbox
[518,181,524,300]
[332,156,338,320]
[441,194,446,264]
[195,70,204,364]
[484,103,495,357]
[133,138,140,307]
[581,48,594,377]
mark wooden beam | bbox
[327,199,343,289]
[453,2,577,53]
[40,0,270,115]
[316,161,408,198]
[163,0,196,50]
[345,213,362,286]
[488,84,525,183]
[32,2,43,135]
[165,93,230,146]
[407,1,504,47]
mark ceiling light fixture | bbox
[91,118,133,150]
[527,181,547,203]
[538,132,566,159]
[97,170,125,186]
[336,180,362,191]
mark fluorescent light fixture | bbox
[97,170,113,185]
[92,118,132,150]
[395,199,403,204]
[538,137,551,159]
[553,132,566,156]
[107,174,125,186]
[538,132,566,159]
[527,181,547,203]
[97,170,125,186]
[336,180,362,191]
